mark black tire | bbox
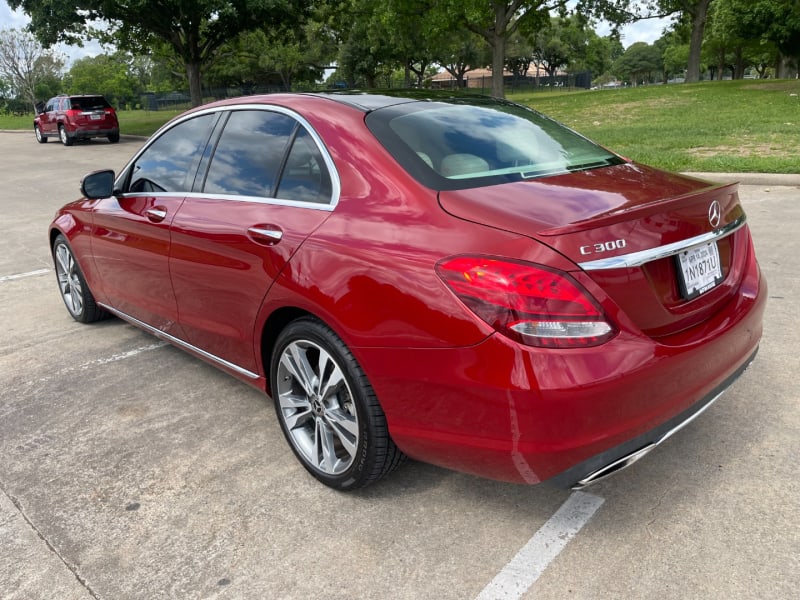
[108,131,120,143]
[58,125,73,146]
[270,317,405,490]
[34,125,47,143]
[52,234,107,323]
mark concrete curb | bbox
[684,172,800,187]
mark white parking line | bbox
[0,268,51,282]
[475,491,605,600]
[28,342,168,386]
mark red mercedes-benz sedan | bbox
[49,93,766,490]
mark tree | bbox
[64,52,140,106]
[725,0,800,77]
[434,30,490,88]
[0,28,64,112]
[429,1,635,98]
[208,16,336,92]
[646,1,714,82]
[613,41,663,85]
[8,1,310,107]
[531,18,572,79]
[334,0,398,88]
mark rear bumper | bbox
[551,346,757,489]
[68,127,118,139]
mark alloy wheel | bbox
[275,339,359,476]
[54,242,84,318]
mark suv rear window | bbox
[365,98,624,191]
[68,96,112,111]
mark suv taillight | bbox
[436,256,617,348]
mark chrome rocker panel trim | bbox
[579,215,747,271]
[98,303,260,380]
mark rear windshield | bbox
[365,98,624,190]
[69,96,111,111]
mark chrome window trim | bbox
[115,103,341,210]
[183,192,336,211]
[578,215,747,271]
[98,303,260,380]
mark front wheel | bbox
[52,234,107,323]
[270,317,405,490]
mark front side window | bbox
[204,110,296,197]
[128,113,216,193]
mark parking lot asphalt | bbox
[1,131,798,600]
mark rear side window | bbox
[128,113,216,193]
[276,128,333,204]
[204,110,296,197]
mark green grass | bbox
[3,79,798,173]
[116,109,186,136]
[509,79,800,173]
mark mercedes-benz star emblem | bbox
[708,200,722,229]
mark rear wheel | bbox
[58,125,73,146]
[34,125,47,143]
[270,317,405,490]
[52,234,107,323]
[108,131,120,143]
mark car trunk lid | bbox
[438,163,750,337]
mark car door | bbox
[41,98,58,134]
[169,108,336,374]
[90,112,219,335]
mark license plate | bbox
[676,242,723,299]
[90,114,102,120]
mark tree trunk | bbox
[186,61,203,107]
[490,33,506,98]
[686,0,713,83]
[716,49,726,81]
[733,47,745,79]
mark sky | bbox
[1,0,674,64]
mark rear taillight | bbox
[436,256,617,348]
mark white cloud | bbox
[599,16,675,47]
[1,1,29,29]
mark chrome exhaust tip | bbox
[571,443,657,490]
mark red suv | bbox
[34,95,120,146]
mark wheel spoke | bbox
[324,408,358,458]
[314,418,339,472]
[69,284,83,313]
[278,392,312,430]
[55,246,71,277]
[281,343,317,397]
[317,348,344,401]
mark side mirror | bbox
[81,169,116,199]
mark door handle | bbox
[145,207,167,222]
[248,226,283,245]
